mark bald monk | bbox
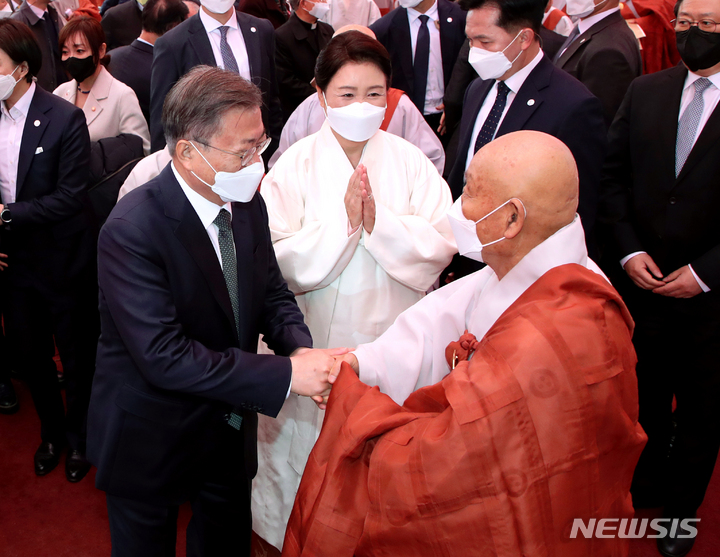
[286,131,647,557]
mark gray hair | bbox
[162,65,263,155]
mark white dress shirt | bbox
[0,82,36,205]
[465,49,544,170]
[407,1,443,115]
[199,7,251,81]
[320,0,381,29]
[620,70,720,292]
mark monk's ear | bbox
[504,199,525,239]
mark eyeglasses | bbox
[672,18,719,32]
[195,135,271,168]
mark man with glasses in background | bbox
[600,0,720,554]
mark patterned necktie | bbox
[474,81,510,153]
[213,209,243,430]
[218,26,240,74]
[554,23,580,63]
[412,14,431,113]
[675,77,712,177]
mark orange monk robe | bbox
[283,264,647,557]
[622,0,681,73]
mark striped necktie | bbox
[218,26,240,74]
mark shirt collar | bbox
[408,0,438,23]
[1,81,36,121]
[684,69,720,92]
[136,37,154,46]
[27,1,46,18]
[171,161,232,230]
[578,6,620,35]
[503,48,544,94]
[199,6,238,33]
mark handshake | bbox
[289,347,359,409]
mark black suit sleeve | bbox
[598,82,645,259]
[260,20,283,147]
[274,33,316,110]
[149,34,179,152]
[9,108,91,228]
[443,40,474,139]
[97,215,294,417]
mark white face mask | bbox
[190,142,264,203]
[398,0,423,8]
[0,66,21,102]
[468,30,525,81]
[446,196,526,263]
[565,0,605,18]
[306,0,330,19]
[200,0,234,14]
[322,92,386,142]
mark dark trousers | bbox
[628,290,720,517]
[106,461,252,557]
[423,113,447,148]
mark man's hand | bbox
[345,165,364,230]
[311,353,359,411]
[290,347,350,398]
[360,166,376,234]
[0,253,8,271]
[436,104,446,136]
[652,265,703,298]
[624,253,665,290]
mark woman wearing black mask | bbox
[53,16,150,153]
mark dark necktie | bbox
[412,14,430,113]
[474,81,510,153]
[554,24,580,63]
[213,209,243,430]
[218,26,240,74]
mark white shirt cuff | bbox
[689,264,711,293]
[620,251,646,268]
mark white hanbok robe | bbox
[320,0,381,29]
[252,122,456,549]
[268,91,445,174]
[354,216,608,404]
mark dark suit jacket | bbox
[2,86,94,290]
[11,2,67,91]
[150,11,282,153]
[447,55,606,249]
[554,10,642,126]
[600,65,720,317]
[108,39,153,122]
[87,164,312,504]
[238,0,287,29]
[370,0,467,104]
[101,0,142,51]
[274,13,333,120]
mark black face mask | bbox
[676,26,720,72]
[61,56,97,84]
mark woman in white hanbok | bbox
[252,31,456,550]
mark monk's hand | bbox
[345,165,364,231]
[652,265,703,298]
[328,353,359,385]
[0,253,8,271]
[360,166,376,234]
[290,347,351,398]
[624,253,665,290]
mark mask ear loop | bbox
[188,141,219,187]
[502,29,531,65]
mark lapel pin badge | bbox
[527,99,535,106]
[250,26,257,32]
[35,147,43,154]
[34,120,40,127]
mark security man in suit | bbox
[0,18,98,482]
[102,0,143,51]
[600,0,720,553]
[370,0,467,141]
[553,0,642,125]
[88,65,345,557]
[149,0,283,154]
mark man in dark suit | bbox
[88,65,342,557]
[102,0,143,51]
[11,0,67,91]
[599,0,720,553]
[553,0,642,125]
[238,0,288,29]
[109,0,189,123]
[274,0,333,120]
[370,0,466,140]
[0,19,98,482]
[150,0,282,154]
[448,0,606,263]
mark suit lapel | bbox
[437,0,455,83]
[16,87,51,199]
[237,12,261,84]
[556,11,622,67]
[458,79,494,160]
[187,14,216,66]
[649,65,686,189]
[497,56,550,136]
[160,168,239,340]
[393,9,415,95]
